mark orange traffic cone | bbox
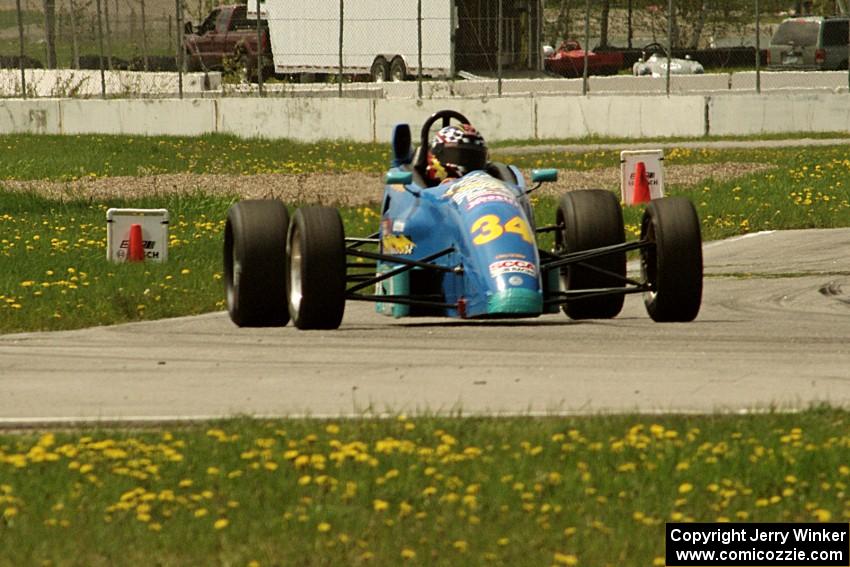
[631,161,651,205]
[127,223,145,262]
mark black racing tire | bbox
[556,189,626,320]
[640,197,703,322]
[389,56,408,81]
[370,56,390,82]
[224,199,290,327]
[286,207,346,330]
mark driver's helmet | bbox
[425,124,488,183]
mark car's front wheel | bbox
[286,207,347,330]
[640,197,703,322]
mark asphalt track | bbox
[1,228,849,424]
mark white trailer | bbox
[250,0,544,82]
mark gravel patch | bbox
[1,162,775,206]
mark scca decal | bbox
[489,260,537,278]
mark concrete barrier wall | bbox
[708,92,850,136]
[1,92,849,141]
[731,71,849,92]
[0,69,218,97]
[0,100,61,134]
[536,95,706,139]
[217,98,374,142]
[589,74,731,94]
[376,98,536,142]
[60,99,217,137]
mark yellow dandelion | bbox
[449,540,468,553]
[214,518,229,530]
[373,499,389,512]
[554,552,578,565]
[317,522,331,533]
[401,548,416,560]
[813,509,832,522]
[678,483,693,494]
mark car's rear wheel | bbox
[224,199,290,327]
[287,207,346,330]
[556,189,626,320]
[370,56,390,82]
[640,197,703,322]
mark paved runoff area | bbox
[1,228,849,424]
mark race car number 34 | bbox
[471,215,534,246]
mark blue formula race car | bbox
[223,109,703,330]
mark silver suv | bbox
[768,16,849,70]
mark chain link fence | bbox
[0,0,848,98]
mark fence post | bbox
[103,0,113,69]
[141,0,148,71]
[582,0,589,95]
[43,0,57,69]
[256,0,264,97]
[15,0,26,98]
[498,0,503,96]
[627,0,633,48]
[755,0,761,93]
[176,0,183,99]
[417,0,422,99]
[666,0,672,96]
[95,0,107,97]
[338,0,343,97]
[70,0,80,69]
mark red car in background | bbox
[544,40,624,78]
[183,4,272,82]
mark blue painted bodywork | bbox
[376,125,552,319]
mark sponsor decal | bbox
[471,215,535,246]
[392,220,406,233]
[120,239,156,250]
[508,275,523,286]
[443,172,517,210]
[382,234,416,255]
[495,252,528,261]
[489,260,537,279]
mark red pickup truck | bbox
[183,4,272,82]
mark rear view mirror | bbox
[532,169,558,183]
[385,171,413,186]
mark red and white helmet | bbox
[425,124,488,183]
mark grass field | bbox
[2,133,850,334]
[1,409,849,565]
